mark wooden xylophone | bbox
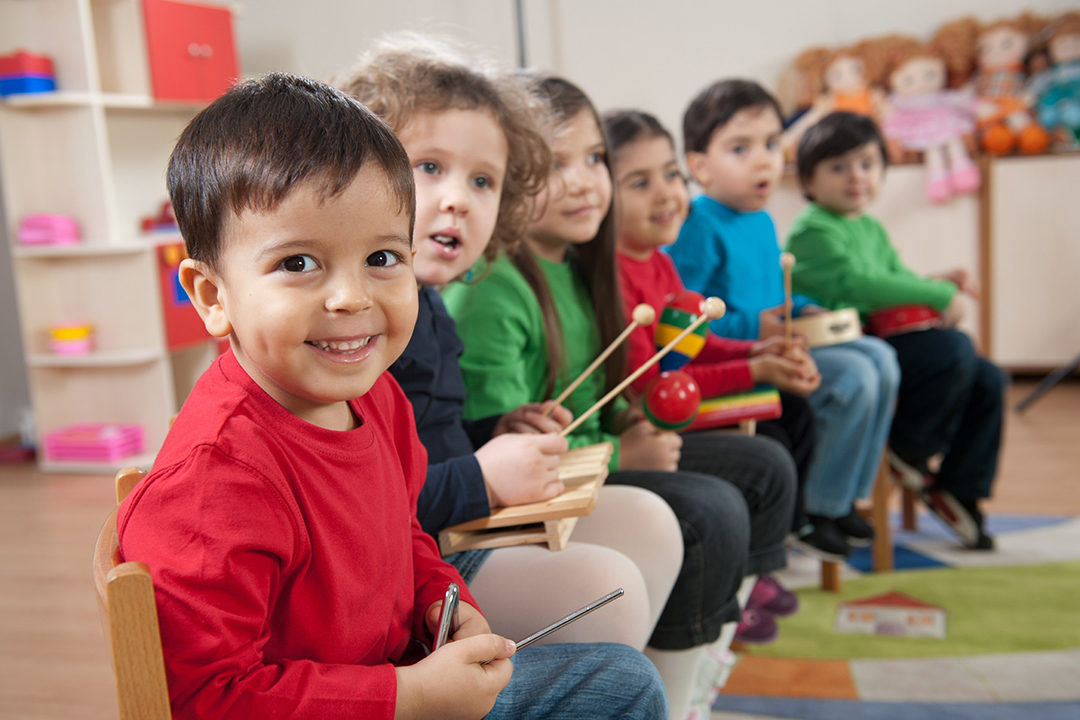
[438,442,614,555]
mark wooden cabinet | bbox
[986,154,1080,369]
[0,0,235,472]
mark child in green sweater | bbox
[786,111,1005,550]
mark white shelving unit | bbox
[1,0,227,473]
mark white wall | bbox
[235,0,1078,148]
[235,0,519,82]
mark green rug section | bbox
[756,562,1080,660]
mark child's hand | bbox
[424,598,491,643]
[475,433,567,508]
[610,401,645,435]
[757,303,794,340]
[395,634,515,720]
[492,402,572,436]
[942,296,966,328]
[618,419,682,472]
[784,346,822,392]
[799,304,827,316]
[748,352,821,396]
[749,335,808,357]
[938,268,979,299]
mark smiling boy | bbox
[116,73,521,719]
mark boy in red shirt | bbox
[118,73,665,720]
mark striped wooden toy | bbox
[655,290,707,371]
[684,386,782,433]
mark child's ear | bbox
[179,258,233,338]
[685,152,709,187]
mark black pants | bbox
[885,329,1005,502]
[608,467,750,650]
[615,432,796,650]
[756,392,817,530]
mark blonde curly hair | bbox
[332,34,551,264]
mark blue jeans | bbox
[488,642,667,719]
[804,336,900,517]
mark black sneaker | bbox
[835,508,875,547]
[790,517,852,562]
[921,487,979,547]
[959,499,996,551]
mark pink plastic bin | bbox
[43,423,144,463]
[18,214,80,245]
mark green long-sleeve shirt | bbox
[784,203,956,321]
[442,253,625,469]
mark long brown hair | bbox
[517,73,626,405]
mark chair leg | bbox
[902,487,919,531]
[820,560,842,591]
[871,458,894,572]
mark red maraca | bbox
[643,370,701,430]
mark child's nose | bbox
[325,273,373,313]
[439,176,470,216]
[564,164,589,193]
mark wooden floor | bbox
[0,380,1077,719]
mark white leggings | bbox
[465,485,683,651]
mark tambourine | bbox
[866,305,941,338]
[790,308,863,347]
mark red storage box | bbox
[0,50,54,76]
[142,0,238,102]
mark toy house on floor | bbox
[835,591,946,638]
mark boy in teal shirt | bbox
[668,80,899,560]
[787,111,1004,550]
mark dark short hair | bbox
[167,72,415,268]
[682,79,784,154]
[795,111,889,196]
[602,108,675,161]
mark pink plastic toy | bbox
[49,322,94,354]
[18,214,80,245]
[43,423,144,463]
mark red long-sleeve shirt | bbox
[618,250,756,397]
[118,349,474,719]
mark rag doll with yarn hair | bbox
[780,39,898,160]
[933,13,1051,156]
[1031,11,1080,148]
[878,39,980,204]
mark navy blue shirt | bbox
[390,286,498,537]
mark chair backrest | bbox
[93,467,172,720]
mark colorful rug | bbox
[713,514,1080,715]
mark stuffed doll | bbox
[780,40,894,161]
[1032,12,1080,149]
[933,13,1051,155]
[777,46,831,127]
[879,40,980,204]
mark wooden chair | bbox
[92,467,171,720]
